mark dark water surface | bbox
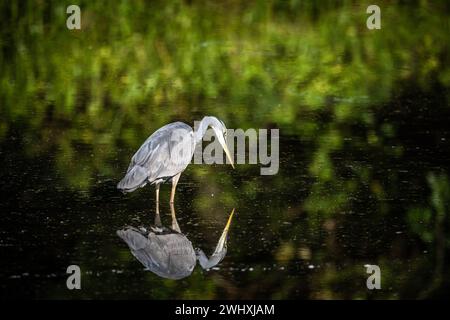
[1,1,450,299]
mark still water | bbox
[0,1,449,299]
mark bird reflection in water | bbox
[117,204,235,280]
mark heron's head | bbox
[206,116,234,169]
[195,209,235,270]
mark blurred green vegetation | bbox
[406,173,450,298]
[1,0,450,299]
[1,0,449,187]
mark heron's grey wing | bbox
[118,122,193,191]
[117,228,196,280]
[117,162,153,192]
[117,141,162,192]
[116,227,148,250]
[117,228,168,271]
[130,122,195,183]
[151,233,196,279]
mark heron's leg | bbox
[170,172,181,204]
[155,184,162,227]
[170,202,181,233]
[155,183,160,204]
[154,207,162,227]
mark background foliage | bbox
[0,0,449,299]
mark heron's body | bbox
[117,116,234,203]
[117,207,235,280]
[118,122,194,192]
[117,225,197,279]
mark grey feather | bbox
[116,165,149,192]
[117,227,196,280]
[117,207,235,279]
[117,122,195,192]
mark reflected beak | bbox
[214,208,235,255]
[224,208,235,232]
[223,142,235,169]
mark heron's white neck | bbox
[194,116,220,144]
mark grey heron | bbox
[117,206,235,280]
[117,116,234,203]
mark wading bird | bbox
[117,116,234,203]
[117,206,235,280]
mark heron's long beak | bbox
[223,142,235,169]
[213,127,235,169]
[213,209,235,255]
